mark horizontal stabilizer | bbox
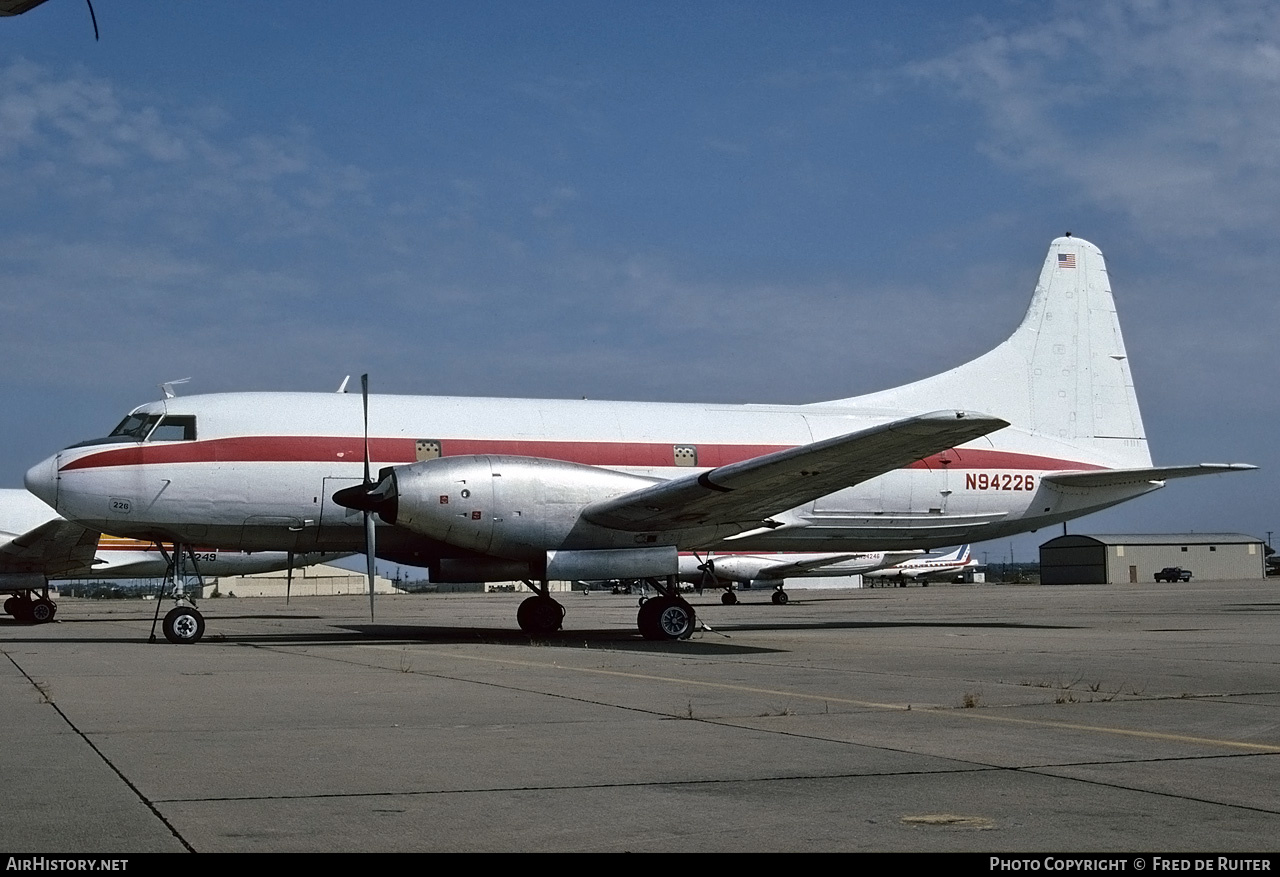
[584,410,1007,532]
[1043,463,1257,489]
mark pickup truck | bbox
[1154,567,1193,582]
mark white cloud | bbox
[0,59,371,242]
[906,1,1280,239]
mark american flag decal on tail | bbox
[1058,252,1077,269]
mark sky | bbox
[1,0,1276,571]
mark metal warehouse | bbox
[1039,534,1266,585]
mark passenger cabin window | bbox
[148,415,197,442]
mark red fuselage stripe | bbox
[58,436,1105,473]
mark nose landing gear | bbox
[162,604,206,644]
[150,543,208,645]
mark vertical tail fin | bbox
[930,544,968,563]
[824,236,1152,469]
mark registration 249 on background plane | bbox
[23,236,1253,642]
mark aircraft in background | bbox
[678,550,922,604]
[862,544,980,586]
[25,237,1254,642]
[0,488,345,637]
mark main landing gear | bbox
[150,543,207,645]
[514,576,697,641]
[716,583,788,605]
[3,592,58,624]
[517,581,566,636]
[636,576,697,641]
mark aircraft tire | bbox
[657,598,696,640]
[30,598,56,624]
[162,606,206,644]
[10,598,33,623]
[771,590,788,605]
[516,596,563,635]
[721,591,737,606]
[636,597,664,639]
[3,596,17,617]
[639,596,696,641]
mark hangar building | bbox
[1039,534,1266,585]
[200,563,399,598]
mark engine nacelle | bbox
[698,556,775,581]
[428,548,677,584]
[0,573,47,591]
[384,455,662,560]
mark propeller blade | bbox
[366,510,377,621]
[286,550,293,605]
[361,373,375,621]
[695,552,716,594]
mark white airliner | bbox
[862,544,980,586]
[0,488,342,630]
[677,550,922,604]
[24,236,1253,642]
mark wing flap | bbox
[1043,463,1257,489]
[584,410,1007,532]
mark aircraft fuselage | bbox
[26,391,1156,571]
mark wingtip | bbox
[924,409,1010,430]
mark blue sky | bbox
[2,1,1276,567]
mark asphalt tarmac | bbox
[2,580,1278,853]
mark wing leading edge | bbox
[583,410,1008,533]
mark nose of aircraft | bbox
[25,454,59,509]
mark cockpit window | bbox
[66,411,188,450]
[108,414,162,441]
[148,415,197,442]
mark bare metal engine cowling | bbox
[379,455,664,560]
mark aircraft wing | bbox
[583,410,1007,532]
[0,519,101,577]
[755,554,878,577]
[1043,463,1257,489]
